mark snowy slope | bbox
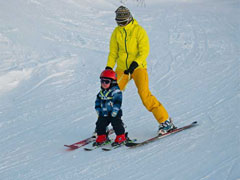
[0,0,239,179]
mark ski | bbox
[102,139,137,151]
[64,129,114,150]
[84,140,112,151]
[102,144,124,151]
[125,121,198,148]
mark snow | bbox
[0,0,239,179]
[0,69,33,94]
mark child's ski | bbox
[64,129,114,150]
[102,139,137,151]
[84,140,112,151]
[125,121,198,148]
[101,144,124,151]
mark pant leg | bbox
[110,116,125,135]
[116,70,131,91]
[132,68,169,123]
[95,116,111,135]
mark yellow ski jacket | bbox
[107,19,150,71]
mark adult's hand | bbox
[124,61,138,75]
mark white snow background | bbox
[0,0,239,179]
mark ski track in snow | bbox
[0,0,239,179]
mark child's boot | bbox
[93,134,110,147]
[112,134,126,147]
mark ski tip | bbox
[102,148,112,151]
[84,148,93,151]
[192,121,198,125]
[65,145,78,149]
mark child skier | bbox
[93,69,127,147]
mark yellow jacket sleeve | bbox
[107,29,118,69]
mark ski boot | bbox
[111,133,126,147]
[92,134,111,147]
[158,118,176,135]
[111,132,134,147]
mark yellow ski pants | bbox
[116,68,169,124]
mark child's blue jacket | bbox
[95,85,122,117]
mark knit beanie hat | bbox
[115,6,133,22]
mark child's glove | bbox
[111,111,117,118]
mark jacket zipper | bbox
[123,28,129,69]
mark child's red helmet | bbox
[100,69,117,81]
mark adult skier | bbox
[105,6,175,135]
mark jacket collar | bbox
[117,18,138,30]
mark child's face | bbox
[101,78,111,89]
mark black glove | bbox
[124,61,138,75]
[105,66,113,70]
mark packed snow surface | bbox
[0,0,239,179]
